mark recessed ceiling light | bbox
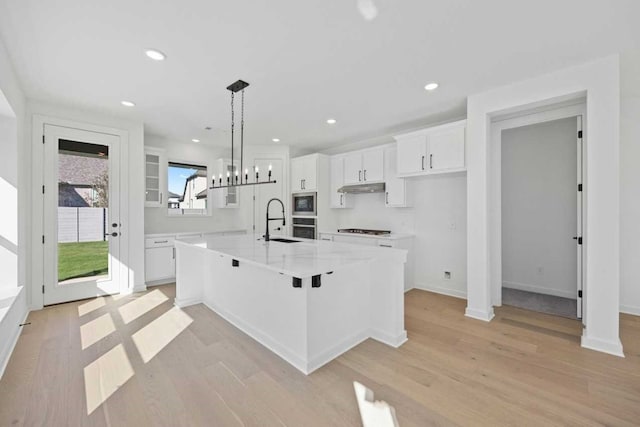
[326,119,337,124]
[192,139,200,143]
[145,49,166,61]
[424,82,439,91]
[272,138,280,142]
[121,101,135,107]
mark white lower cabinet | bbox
[145,230,247,285]
[318,232,414,290]
[145,237,176,283]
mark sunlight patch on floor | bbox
[78,297,106,317]
[80,313,116,350]
[118,289,169,324]
[132,306,193,363]
[83,344,134,415]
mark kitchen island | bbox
[174,234,408,374]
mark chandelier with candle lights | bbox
[210,80,276,190]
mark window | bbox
[167,161,209,216]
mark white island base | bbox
[174,235,407,375]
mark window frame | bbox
[166,159,212,217]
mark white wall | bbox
[331,172,468,298]
[27,101,145,305]
[620,50,640,316]
[501,117,577,299]
[144,136,246,234]
[467,55,622,357]
[0,35,28,378]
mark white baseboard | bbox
[502,281,576,299]
[174,296,202,308]
[146,278,175,287]
[620,305,640,316]
[412,283,467,300]
[369,328,408,348]
[581,334,625,357]
[0,288,29,380]
[464,306,495,322]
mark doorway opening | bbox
[495,109,584,320]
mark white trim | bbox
[412,283,467,300]
[620,305,640,316]
[0,288,28,379]
[581,334,624,357]
[369,328,408,348]
[306,330,370,373]
[464,307,495,322]
[502,281,576,299]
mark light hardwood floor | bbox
[1,285,639,426]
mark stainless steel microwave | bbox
[292,192,316,216]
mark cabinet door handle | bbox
[430,154,433,169]
[385,192,389,204]
[359,170,362,181]
[154,240,168,244]
[160,192,163,204]
[340,194,343,206]
[379,244,393,248]
[364,170,367,181]
[421,155,425,170]
[173,247,176,259]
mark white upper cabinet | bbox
[395,120,466,177]
[384,146,410,208]
[145,147,166,208]
[213,159,239,208]
[343,147,384,184]
[428,125,466,171]
[291,154,318,192]
[330,156,352,209]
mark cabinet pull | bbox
[421,155,425,170]
[364,170,367,181]
[154,240,169,244]
[430,154,433,169]
[385,192,389,204]
[160,192,163,204]
[359,170,362,182]
[172,247,176,259]
[340,194,343,206]
[379,244,393,248]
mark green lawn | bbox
[58,241,108,282]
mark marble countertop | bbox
[318,230,414,240]
[175,234,407,278]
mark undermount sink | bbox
[268,237,302,243]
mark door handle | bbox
[421,155,425,170]
[364,170,367,181]
[106,232,118,237]
[359,170,362,181]
[430,154,433,169]
[112,223,118,228]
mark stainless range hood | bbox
[337,182,386,194]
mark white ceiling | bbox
[0,0,638,150]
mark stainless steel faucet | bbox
[265,198,286,241]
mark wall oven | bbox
[292,192,316,216]
[292,217,317,240]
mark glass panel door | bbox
[43,125,121,305]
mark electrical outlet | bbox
[537,267,544,274]
[444,271,451,279]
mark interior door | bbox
[43,125,121,305]
[576,116,584,320]
[253,158,284,238]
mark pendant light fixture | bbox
[210,80,276,190]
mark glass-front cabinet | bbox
[145,147,166,207]
[213,158,240,208]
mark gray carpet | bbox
[502,288,578,319]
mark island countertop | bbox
[175,234,407,279]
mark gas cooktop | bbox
[337,228,391,236]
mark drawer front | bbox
[376,240,396,248]
[145,237,175,248]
